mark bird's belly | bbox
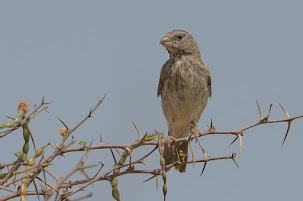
[161,83,208,126]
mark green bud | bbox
[113,169,120,174]
[125,147,132,154]
[20,184,27,195]
[20,196,27,201]
[35,147,44,158]
[118,149,130,165]
[160,157,165,168]
[19,108,25,116]
[162,184,167,196]
[23,177,29,183]
[145,133,157,141]
[14,164,21,171]
[23,128,29,143]
[0,173,7,179]
[122,150,130,159]
[29,157,35,164]
[15,116,22,124]
[79,141,89,145]
[158,146,163,154]
[162,171,167,183]
[23,143,29,154]
[6,122,15,128]
[0,123,5,129]
[111,177,118,188]
[112,188,120,201]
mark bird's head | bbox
[160,30,201,58]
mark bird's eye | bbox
[177,35,183,40]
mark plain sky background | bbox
[1,1,303,201]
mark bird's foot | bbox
[190,123,200,135]
[165,135,177,149]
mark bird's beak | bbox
[160,37,173,48]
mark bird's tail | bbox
[163,126,189,173]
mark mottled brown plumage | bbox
[158,30,212,172]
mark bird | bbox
[157,30,212,172]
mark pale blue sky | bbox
[1,1,303,200]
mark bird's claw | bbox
[165,135,177,149]
[190,123,199,135]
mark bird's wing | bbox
[157,60,171,97]
[207,71,212,98]
[201,63,212,98]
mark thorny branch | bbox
[0,95,302,201]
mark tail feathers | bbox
[163,142,188,173]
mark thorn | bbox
[44,106,50,113]
[210,119,215,130]
[109,147,117,165]
[58,118,69,130]
[42,96,45,104]
[229,136,238,146]
[206,119,215,131]
[99,162,105,169]
[206,123,210,130]
[232,153,239,168]
[139,160,147,166]
[154,129,159,134]
[127,164,135,171]
[133,122,142,140]
[99,133,103,144]
[156,175,159,190]
[32,177,41,201]
[114,148,128,164]
[210,119,213,129]
[196,136,207,157]
[128,151,132,169]
[200,162,207,176]
[266,104,273,119]
[189,139,195,168]
[88,109,92,117]
[190,125,207,156]
[143,175,156,183]
[256,100,264,119]
[238,133,242,157]
[92,162,104,178]
[5,116,15,120]
[140,133,147,143]
[278,102,290,117]
[282,121,292,145]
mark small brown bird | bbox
[157,30,212,172]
